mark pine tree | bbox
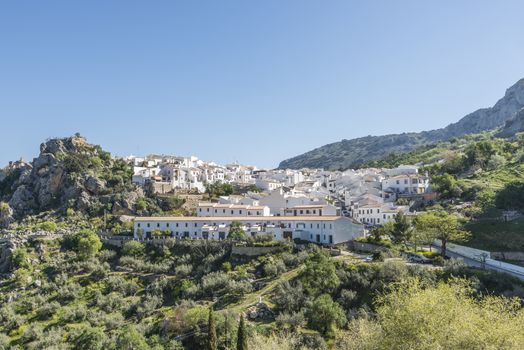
[208,308,217,350]
[236,314,248,350]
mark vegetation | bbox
[337,279,524,349]
[1,234,524,349]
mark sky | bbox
[1,1,523,168]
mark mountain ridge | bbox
[279,78,524,170]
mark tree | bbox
[388,211,413,247]
[415,212,470,256]
[208,308,217,350]
[70,229,102,260]
[116,325,150,350]
[301,252,340,296]
[337,279,524,350]
[122,241,145,257]
[308,294,347,335]
[432,173,462,199]
[236,314,248,350]
[228,221,247,241]
[73,326,105,350]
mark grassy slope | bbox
[465,218,524,252]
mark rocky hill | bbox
[0,135,145,224]
[498,107,524,138]
[279,78,524,170]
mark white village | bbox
[128,154,434,244]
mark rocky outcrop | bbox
[1,135,145,218]
[0,203,14,229]
[279,78,524,170]
[0,240,16,273]
[498,108,524,138]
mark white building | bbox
[283,204,338,217]
[197,203,271,217]
[134,215,364,245]
[381,174,429,195]
[352,203,409,226]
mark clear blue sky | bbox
[1,1,523,168]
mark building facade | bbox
[133,215,364,245]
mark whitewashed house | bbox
[134,215,364,245]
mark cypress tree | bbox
[236,314,248,350]
[208,308,217,350]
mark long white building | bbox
[133,215,364,245]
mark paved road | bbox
[443,249,524,281]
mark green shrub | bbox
[433,256,446,266]
[37,221,58,232]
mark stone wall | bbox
[349,241,389,253]
[491,252,524,261]
[231,245,285,257]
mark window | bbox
[404,179,408,184]
[313,210,316,214]
[156,223,160,228]
[166,223,170,227]
[223,209,226,213]
[185,223,188,227]
[199,208,202,212]
[396,180,400,185]
[300,210,303,214]
[383,214,386,219]
[231,210,234,214]
[306,210,310,214]
[310,224,313,228]
[194,223,197,227]
[137,223,141,227]
[239,210,242,214]
[215,209,217,213]
[207,208,210,212]
[329,224,332,229]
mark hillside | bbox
[2,234,524,349]
[279,78,524,170]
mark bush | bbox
[201,271,231,296]
[263,259,286,278]
[227,280,253,297]
[0,333,10,349]
[64,229,102,259]
[56,283,82,303]
[122,241,145,257]
[105,275,140,296]
[433,256,446,266]
[37,221,58,232]
[0,305,24,332]
[372,251,386,262]
[307,294,347,335]
[21,323,44,343]
[272,281,307,313]
[60,304,88,323]
[135,295,163,318]
[36,301,60,320]
[275,311,306,331]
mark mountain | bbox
[498,107,524,138]
[279,78,524,170]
